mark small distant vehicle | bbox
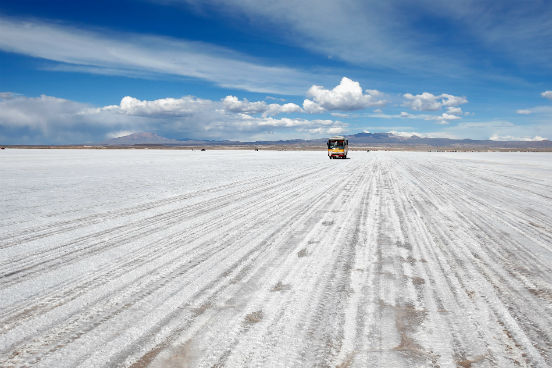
[327,136,348,159]
[201,148,206,151]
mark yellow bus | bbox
[327,136,348,159]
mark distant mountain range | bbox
[105,132,552,149]
[342,132,552,149]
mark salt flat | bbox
[1,149,551,367]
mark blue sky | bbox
[0,0,551,144]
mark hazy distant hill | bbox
[105,132,238,146]
[253,132,552,149]
[345,132,552,149]
[105,132,183,145]
[104,131,551,149]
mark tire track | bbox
[0,165,326,248]
[1,160,354,363]
[1,151,551,368]
[136,161,366,368]
[0,165,330,285]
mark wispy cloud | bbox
[167,0,459,73]
[514,91,552,116]
[515,106,552,115]
[419,1,552,69]
[0,17,317,95]
[165,0,552,77]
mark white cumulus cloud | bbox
[222,96,268,114]
[437,113,462,125]
[446,106,463,115]
[402,92,467,111]
[304,77,386,112]
[542,91,552,100]
[222,96,302,116]
[103,96,214,116]
[302,99,326,114]
[393,109,462,125]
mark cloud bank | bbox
[0,93,345,144]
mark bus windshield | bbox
[328,140,344,149]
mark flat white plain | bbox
[1,149,551,367]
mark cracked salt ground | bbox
[1,150,551,367]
